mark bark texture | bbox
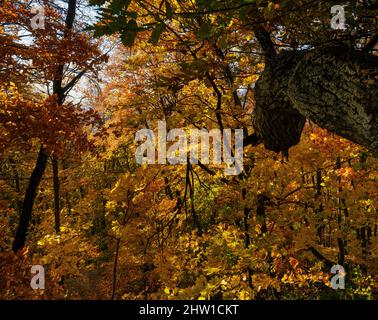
[253,47,378,156]
[253,51,306,156]
[12,146,48,252]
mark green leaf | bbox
[121,19,138,47]
[91,25,112,37]
[165,0,173,19]
[196,21,212,40]
[150,23,166,45]
[239,7,247,20]
[109,0,124,11]
[89,0,106,6]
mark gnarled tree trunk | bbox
[253,46,378,156]
[253,50,306,156]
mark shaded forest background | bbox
[0,0,377,300]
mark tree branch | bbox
[254,25,277,60]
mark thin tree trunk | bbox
[9,157,23,213]
[50,0,77,234]
[9,157,20,192]
[12,145,48,252]
[12,0,77,252]
[336,157,346,266]
[62,159,71,216]
[111,238,121,300]
[242,188,252,289]
[315,170,325,246]
[111,193,132,300]
[52,155,60,234]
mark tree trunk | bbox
[12,145,48,252]
[52,155,60,234]
[12,0,78,252]
[253,47,378,156]
[49,0,77,231]
[253,50,306,156]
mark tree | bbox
[89,0,378,156]
[1,0,377,301]
[0,0,106,252]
